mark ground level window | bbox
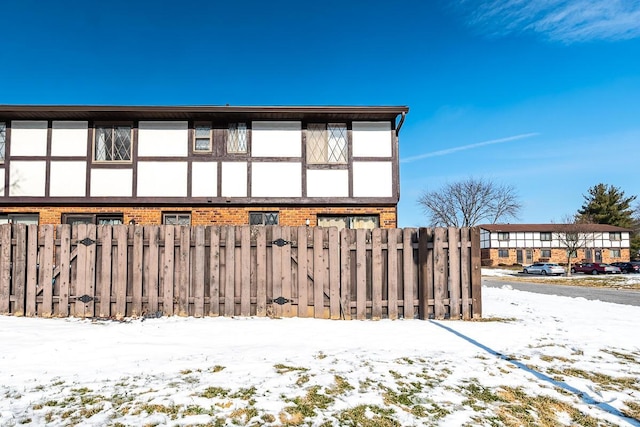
[540,249,551,258]
[317,215,379,230]
[163,213,191,225]
[610,249,621,257]
[0,213,39,224]
[63,213,123,225]
[249,211,279,225]
[498,249,509,258]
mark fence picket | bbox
[132,226,144,317]
[387,228,399,320]
[433,228,447,320]
[26,225,38,316]
[471,227,482,318]
[255,226,267,317]
[178,227,191,316]
[313,227,324,318]
[328,227,340,320]
[371,228,383,320]
[295,226,308,317]
[147,226,160,315]
[98,225,113,317]
[0,225,11,314]
[57,225,71,317]
[209,226,221,316]
[340,228,351,320]
[448,227,461,319]
[193,226,206,318]
[224,226,235,316]
[356,229,367,320]
[41,225,54,317]
[114,225,128,318]
[240,226,251,316]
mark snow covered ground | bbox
[1,278,639,426]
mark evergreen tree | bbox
[577,184,636,228]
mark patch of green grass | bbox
[471,317,517,322]
[622,400,640,421]
[274,363,309,374]
[327,375,354,396]
[209,365,225,373]
[230,386,256,400]
[282,385,334,422]
[334,404,399,427]
[200,386,230,399]
[547,367,639,392]
[602,349,640,364]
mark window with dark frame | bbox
[610,232,622,241]
[162,213,192,225]
[227,122,248,153]
[0,122,6,162]
[0,213,39,224]
[317,215,379,230]
[194,123,212,152]
[94,124,132,161]
[249,212,279,226]
[497,232,510,241]
[540,232,552,241]
[610,249,621,257]
[63,213,123,226]
[498,249,509,258]
[306,123,347,164]
[540,249,551,258]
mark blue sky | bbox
[2,0,639,227]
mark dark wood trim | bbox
[44,121,52,197]
[85,121,93,197]
[301,122,307,198]
[0,196,399,206]
[347,123,354,198]
[391,123,399,201]
[3,122,10,197]
[131,123,138,197]
[246,160,252,198]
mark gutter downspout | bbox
[395,111,406,136]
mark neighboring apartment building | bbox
[480,224,631,266]
[0,105,408,228]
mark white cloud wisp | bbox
[460,0,640,43]
[401,132,538,163]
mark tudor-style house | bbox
[480,223,631,266]
[0,105,407,229]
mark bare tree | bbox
[418,177,521,227]
[554,215,596,276]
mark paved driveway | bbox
[483,277,640,307]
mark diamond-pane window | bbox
[227,122,247,153]
[95,125,131,161]
[194,124,212,151]
[249,211,279,225]
[0,122,5,162]
[306,123,347,164]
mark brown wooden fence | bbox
[0,224,481,320]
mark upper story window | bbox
[227,122,248,153]
[497,232,510,241]
[194,123,212,152]
[540,232,552,241]
[0,122,6,162]
[610,232,622,241]
[95,124,132,162]
[306,123,347,164]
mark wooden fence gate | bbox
[0,224,481,320]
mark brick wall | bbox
[483,247,630,265]
[0,205,397,228]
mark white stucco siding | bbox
[49,161,86,197]
[137,162,187,197]
[251,121,301,157]
[306,169,348,197]
[138,121,188,157]
[9,161,46,196]
[221,162,247,197]
[352,122,392,157]
[10,121,48,156]
[51,121,88,156]
[352,162,392,197]
[90,169,133,197]
[191,162,218,197]
[251,162,301,197]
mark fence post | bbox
[471,227,482,318]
